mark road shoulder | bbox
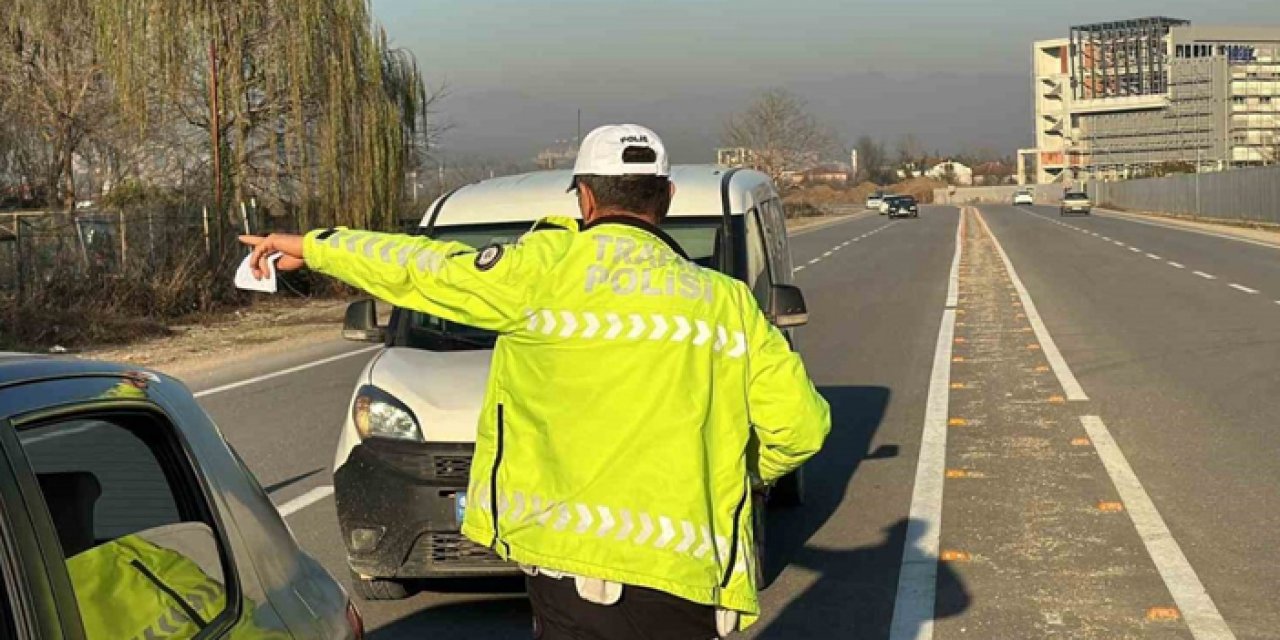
[1097,208,1280,250]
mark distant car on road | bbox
[865,191,886,210]
[1013,189,1034,206]
[885,195,919,219]
[334,165,811,599]
[0,355,362,639]
[1060,191,1092,216]
[878,194,899,214]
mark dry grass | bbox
[0,242,347,352]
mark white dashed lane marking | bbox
[1019,206,1275,310]
[794,221,898,273]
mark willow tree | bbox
[93,0,429,230]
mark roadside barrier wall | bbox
[1092,165,1280,225]
[932,184,1066,206]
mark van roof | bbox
[421,165,777,228]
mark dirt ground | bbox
[80,298,353,381]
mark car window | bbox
[745,208,773,306]
[17,413,233,639]
[757,198,791,285]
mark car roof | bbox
[421,165,778,228]
[0,354,154,389]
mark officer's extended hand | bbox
[238,234,306,279]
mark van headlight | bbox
[352,385,422,441]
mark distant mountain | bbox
[433,71,1030,164]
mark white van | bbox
[334,165,809,599]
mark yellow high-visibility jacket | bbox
[66,534,287,639]
[304,215,830,626]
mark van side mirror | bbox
[769,285,809,329]
[342,299,386,343]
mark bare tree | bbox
[0,0,117,208]
[854,135,889,184]
[895,133,923,178]
[721,88,835,186]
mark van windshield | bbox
[391,217,727,351]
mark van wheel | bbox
[770,467,805,507]
[349,569,411,601]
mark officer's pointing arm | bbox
[303,228,541,333]
[739,283,831,484]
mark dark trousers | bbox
[526,574,720,640]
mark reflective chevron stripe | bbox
[487,492,732,566]
[523,310,747,358]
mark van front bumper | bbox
[334,439,517,578]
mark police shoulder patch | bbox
[474,244,505,271]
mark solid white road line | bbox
[1229,283,1259,294]
[1168,261,1186,269]
[945,207,963,308]
[973,209,1088,401]
[1194,271,1217,280]
[277,485,336,518]
[1080,416,1236,640]
[889,209,964,640]
[193,345,383,398]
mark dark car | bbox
[886,195,919,219]
[0,354,362,639]
[1060,192,1092,216]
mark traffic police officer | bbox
[240,124,830,638]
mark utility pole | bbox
[208,39,222,227]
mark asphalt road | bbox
[186,205,1278,639]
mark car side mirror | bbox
[342,299,386,343]
[769,285,809,329]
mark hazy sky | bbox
[373,1,1280,163]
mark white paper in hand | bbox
[234,252,282,293]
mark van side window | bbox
[18,413,233,639]
[745,208,773,306]
[757,198,791,284]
